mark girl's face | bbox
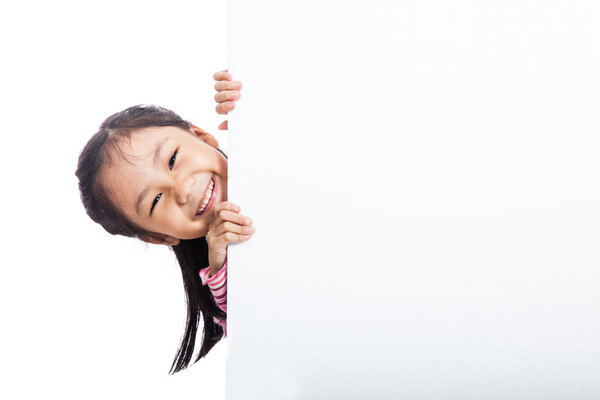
[100,125,228,242]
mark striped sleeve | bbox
[199,259,228,336]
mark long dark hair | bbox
[75,105,227,374]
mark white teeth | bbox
[197,179,215,214]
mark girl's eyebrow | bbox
[135,138,170,215]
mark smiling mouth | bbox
[196,176,216,216]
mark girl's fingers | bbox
[207,202,254,249]
[214,80,242,92]
[207,230,251,254]
[213,69,231,81]
[210,231,252,249]
[215,101,236,115]
[214,90,241,104]
[216,209,252,227]
[213,70,242,124]
[213,201,241,216]
[208,201,252,232]
[211,221,256,237]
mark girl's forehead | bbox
[114,126,190,159]
[127,126,179,149]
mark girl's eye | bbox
[169,149,178,170]
[150,193,162,215]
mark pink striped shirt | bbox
[199,259,227,336]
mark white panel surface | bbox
[226,1,600,398]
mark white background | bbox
[227,0,599,398]
[2,1,600,399]
[1,1,228,399]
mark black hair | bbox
[75,104,227,374]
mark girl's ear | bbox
[191,125,219,149]
[139,234,181,246]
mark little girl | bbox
[75,70,250,374]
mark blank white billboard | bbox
[226,1,600,398]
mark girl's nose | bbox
[174,176,195,204]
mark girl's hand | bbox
[206,201,255,277]
[213,69,243,130]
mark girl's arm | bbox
[199,259,228,312]
[199,260,228,335]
